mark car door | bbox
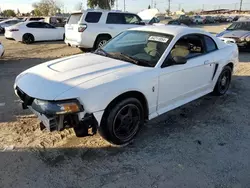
[26,22,44,41]
[157,34,216,115]
[41,23,59,40]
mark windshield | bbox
[96,31,172,67]
[227,22,250,31]
[142,19,151,24]
[67,13,83,24]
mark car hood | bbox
[15,53,149,100]
[218,30,250,38]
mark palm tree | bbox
[88,0,115,10]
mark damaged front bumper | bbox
[15,87,98,136]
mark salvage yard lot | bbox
[0,24,250,187]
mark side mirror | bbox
[173,56,187,65]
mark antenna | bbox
[124,0,126,11]
[116,0,118,10]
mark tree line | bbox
[1,0,116,17]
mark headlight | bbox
[246,36,250,42]
[239,37,246,42]
[32,99,83,115]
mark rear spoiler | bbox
[218,37,236,44]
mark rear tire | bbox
[94,36,111,50]
[99,98,144,146]
[22,33,34,44]
[212,66,232,96]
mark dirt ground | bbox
[1,24,250,188]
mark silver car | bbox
[217,20,250,48]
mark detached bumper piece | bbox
[32,108,98,136]
[15,87,98,136]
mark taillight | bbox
[78,24,87,32]
[10,29,19,32]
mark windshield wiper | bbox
[109,52,139,65]
[94,48,109,57]
[111,52,155,67]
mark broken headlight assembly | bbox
[31,99,83,115]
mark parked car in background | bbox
[43,16,66,27]
[158,16,174,24]
[193,15,205,24]
[219,16,227,22]
[0,41,4,57]
[233,16,240,21]
[214,16,220,23]
[65,9,145,50]
[205,16,215,24]
[217,20,250,48]
[143,17,160,25]
[14,25,238,145]
[227,17,234,22]
[0,19,23,34]
[177,15,193,25]
[22,17,44,22]
[5,21,65,44]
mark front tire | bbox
[99,98,144,146]
[94,36,111,50]
[212,66,232,96]
[22,33,34,44]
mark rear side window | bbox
[85,12,102,23]
[29,17,44,21]
[124,14,141,24]
[42,23,55,28]
[68,13,83,24]
[26,22,41,28]
[204,36,217,52]
[106,13,125,24]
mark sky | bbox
[1,0,250,13]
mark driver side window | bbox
[162,34,205,68]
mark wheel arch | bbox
[94,33,112,48]
[22,33,35,42]
[226,62,234,71]
[100,90,149,126]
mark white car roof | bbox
[0,18,19,24]
[130,25,206,36]
[71,9,130,14]
[130,25,227,50]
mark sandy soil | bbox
[1,24,250,188]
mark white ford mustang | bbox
[14,26,238,145]
[5,21,65,44]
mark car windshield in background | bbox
[227,22,250,31]
[142,20,150,24]
[97,31,172,67]
[67,13,83,24]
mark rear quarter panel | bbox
[212,43,238,86]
